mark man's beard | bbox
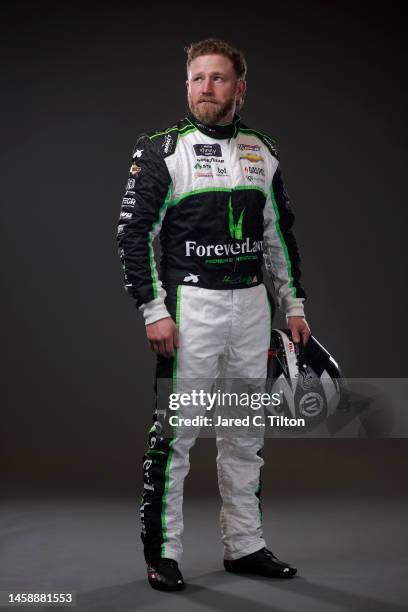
[187,93,236,126]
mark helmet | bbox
[266,329,347,427]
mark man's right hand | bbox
[146,317,179,358]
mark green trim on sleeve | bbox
[148,185,172,298]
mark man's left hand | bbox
[287,316,311,346]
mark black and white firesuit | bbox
[117,112,306,563]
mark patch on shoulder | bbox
[259,133,279,159]
[159,131,178,157]
[239,125,279,160]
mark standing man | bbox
[117,38,310,591]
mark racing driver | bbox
[117,38,311,591]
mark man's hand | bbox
[146,317,179,358]
[287,316,311,346]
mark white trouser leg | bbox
[216,284,271,560]
[161,286,230,560]
[161,285,271,561]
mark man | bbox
[117,38,310,591]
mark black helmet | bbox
[267,329,347,426]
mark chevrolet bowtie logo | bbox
[239,153,264,162]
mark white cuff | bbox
[139,298,171,326]
[283,299,305,318]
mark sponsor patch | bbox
[244,165,265,177]
[196,156,224,164]
[193,143,222,157]
[122,197,136,206]
[194,171,213,178]
[246,175,264,184]
[239,154,264,162]
[237,143,261,152]
[161,133,176,156]
[216,167,228,176]
[185,237,263,258]
[126,178,135,190]
[130,163,141,176]
[223,275,256,286]
[194,162,211,170]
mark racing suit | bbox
[117,112,306,563]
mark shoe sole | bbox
[148,578,185,592]
[224,564,297,579]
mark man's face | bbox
[186,54,246,125]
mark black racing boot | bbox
[224,547,297,578]
[147,558,185,591]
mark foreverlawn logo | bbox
[228,197,245,240]
[185,238,263,258]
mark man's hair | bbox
[185,38,247,80]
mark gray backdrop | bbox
[1,1,407,494]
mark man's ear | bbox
[238,79,247,101]
[235,79,247,108]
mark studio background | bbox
[2,1,407,496]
